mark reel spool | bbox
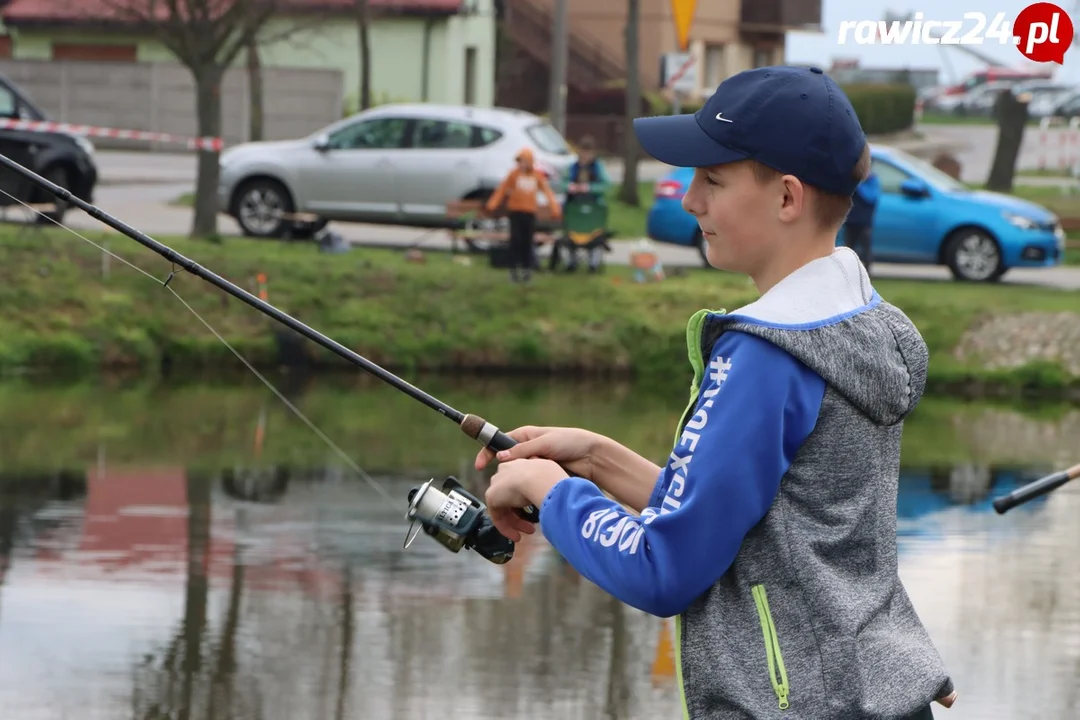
[404,476,516,564]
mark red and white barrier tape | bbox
[1036,116,1080,174]
[0,118,224,151]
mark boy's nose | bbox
[681,178,706,216]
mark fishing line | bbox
[0,186,398,508]
[0,151,542,564]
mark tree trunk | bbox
[618,0,640,206]
[358,0,372,110]
[985,90,1029,192]
[178,473,211,720]
[334,563,355,720]
[192,69,224,239]
[246,39,264,141]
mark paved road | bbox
[57,124,1079,291]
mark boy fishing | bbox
[485,147,561,283]
[476,66,957,719]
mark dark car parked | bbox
[0,72,97,224]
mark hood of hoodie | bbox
[708,247,928,426]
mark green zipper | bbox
[674,308,723,720]
[674,308,715,445]
[752,584,790,710]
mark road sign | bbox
[662,52,696,93]
[670,0,697,51]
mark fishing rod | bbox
[993,462,1080,514]
[0,151,540,565]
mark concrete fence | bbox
[0,58,345,150]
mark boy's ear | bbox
[777,175,805,223]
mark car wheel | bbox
[233,178,294,238]
[943,228,1004,282]
[460,190,503,253]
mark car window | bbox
[473,125,503,147]
[871,158,913,194]
[413,119,473,149]
[0,86,15,118]
[525,123,571,155]
[327,117,408,150]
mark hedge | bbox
[648,82,916,136]
[842,83,917,134]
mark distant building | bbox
[0,0,496,112]
[495,0,823,151]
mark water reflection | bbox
[0,379,1076,719]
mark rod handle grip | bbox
[994,469,1072,514]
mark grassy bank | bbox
[1,226,1078,396]
[0,376,1075,473]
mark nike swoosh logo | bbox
[715,113,733,122]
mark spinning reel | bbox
[404,476,522,564]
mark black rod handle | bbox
[994,462,1080,514]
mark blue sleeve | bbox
[856,174,880,204]
[538,331,825,618]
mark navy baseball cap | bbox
[633,65,867,197]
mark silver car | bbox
[217,103,577,245]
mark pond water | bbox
[0,374,1077,720]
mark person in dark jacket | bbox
[550,135,611,273]
[843,170,880,273]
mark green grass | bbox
[605,181,654,240]
[919,112,1041,126]
[1,226,1078,396]
[1066,240,1080,266]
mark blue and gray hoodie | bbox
[539,247,954,719]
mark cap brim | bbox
[632,114,748,168]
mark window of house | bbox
[52,43,137,62]
[753,48,772,68]
[704,44,725,89]
[327,117,408,150]
[413,119,474,149]
[464,46,477,105]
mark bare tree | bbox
[986,90,1030,193]
[356,0,373,111]
[619,0,641,206]
[246,38,264,142]
[101,0,286,239]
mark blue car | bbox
[646,145,1066,281]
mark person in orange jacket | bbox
[486,147,562,283]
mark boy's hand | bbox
[485,458,567,541]
[474,425,600,479]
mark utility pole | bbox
[549,0,569,134]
